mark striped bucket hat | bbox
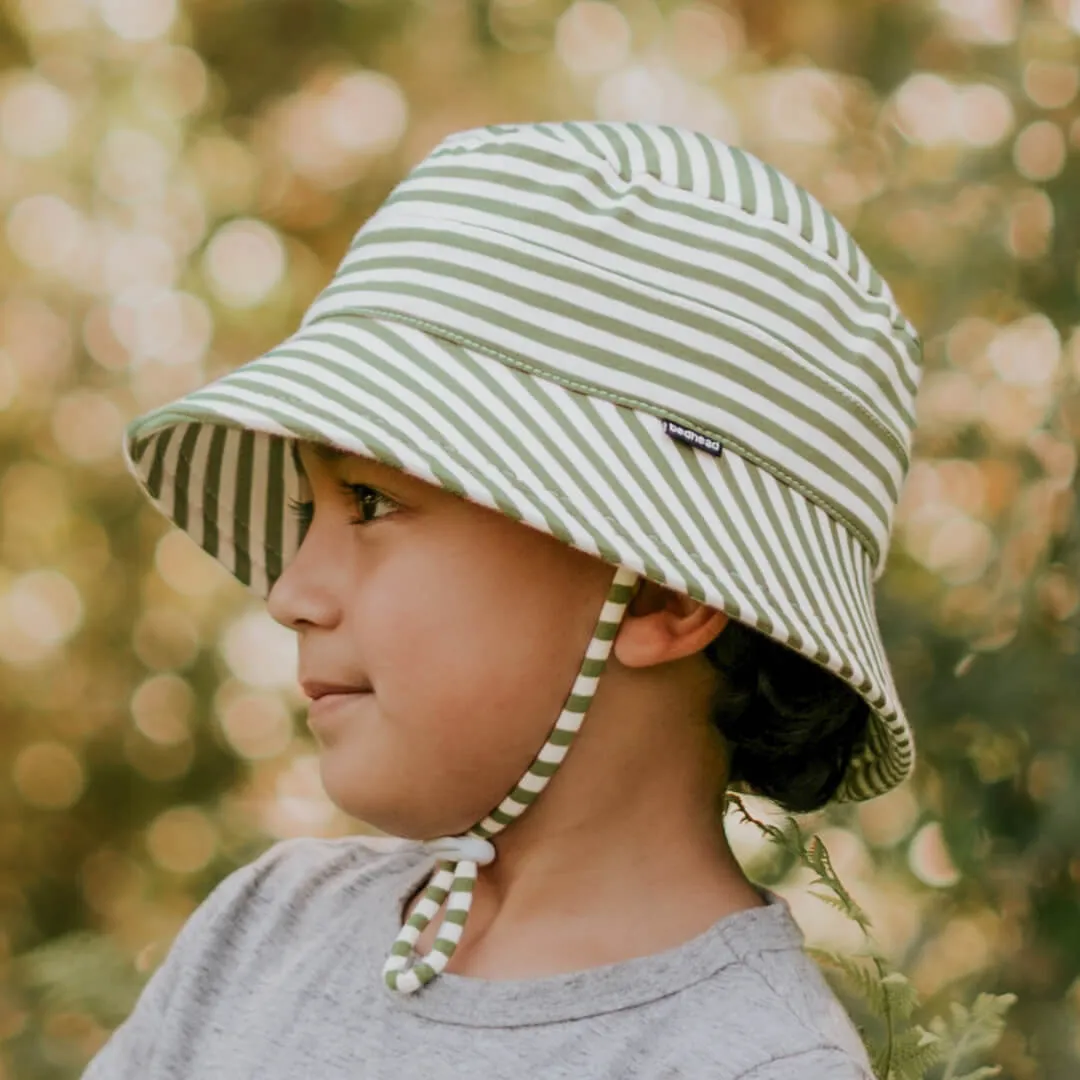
[123,121,922,994]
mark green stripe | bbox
[172,423,201,531]
[232,430,255,586]
[202,425,227,559]
[264,436,285,585]
[768,166,790,225]
[145,427,174,500]
[729,147,756,214]
[670,129,693,190]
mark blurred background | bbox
[0,0,1077,1076]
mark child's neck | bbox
[402,825,765,981]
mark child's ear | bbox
[613,580,729,669]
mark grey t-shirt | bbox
[81,835,875,1079]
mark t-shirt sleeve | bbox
[737,1046,876,1079]
[79,840,298,1079]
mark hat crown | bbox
[301,120,922,576]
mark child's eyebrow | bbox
[312,443,347,463]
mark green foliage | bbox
[13,931,146,1027]
[728,794,1017,1080]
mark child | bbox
[83,121,921,1078]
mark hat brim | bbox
[124,313,913,803]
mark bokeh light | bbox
[938,0,1019,45]
[667,4,744,81]
[220,610,298,689]
[15,0,91,34]
[50,391,126,465]
[555,2,633,76]
[6,195,86,274]
[95,128,175,205]
[215,684,294,760]
[893,73,960,146]
[0,570,83,665]
[908,822,963,888]
[131,606,200,671]
[97,0,178,43]
[154,529,233,598]
[144,807,217,874]
[12,742,86,811]
[1013,120,1067,182]
[202,219,287,308]
[1023,60,1079,109]
[955,83,1015,147]
[0,75,72,159]
[130,673,195,747]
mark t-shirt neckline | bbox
[375,847,805,1027]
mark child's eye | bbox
[286,482,399,533]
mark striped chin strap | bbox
[383,566,641,994]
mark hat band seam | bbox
[306,309,885,571]
[352,204,916,461]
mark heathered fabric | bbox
[81,836,875,1080]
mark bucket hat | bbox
[123,121,922,994]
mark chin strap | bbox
[382,566,641,994]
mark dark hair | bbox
[704,619,870,814]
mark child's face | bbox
[267,441,617,838]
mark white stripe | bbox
[536,741,569,766]
[397,923,422,946]
[715,146,742,206]
[681,129,713,198]
[154,424,188,523]
[569,674,600,697]
[247,430,270,597]
[435,920,465,945]
[516,770,547,794]
[446,889,475,913]
[182,423,215,550]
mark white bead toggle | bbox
[421,835,497,865]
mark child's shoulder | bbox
[232,832,427,896]
[183,832,427,945]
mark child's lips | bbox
[301,679,373,700]
[307,688,373,728]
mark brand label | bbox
[661,419,724,458]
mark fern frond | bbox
[807,947,886,1014]
[724,791,1017,1080]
